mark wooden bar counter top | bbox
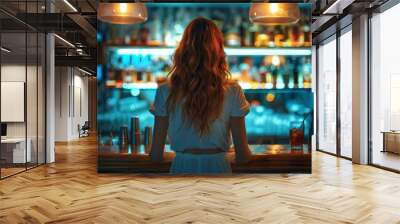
[98,144,311,173]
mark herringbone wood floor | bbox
[1,136,400,224]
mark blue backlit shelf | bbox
[110,46,312,56]
[120,82,312,91]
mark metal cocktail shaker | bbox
[131,117,141,148]
[120,126,129,151]
[144,126,153,154]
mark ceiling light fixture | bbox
[63,0,78,12]
[322,0,355,15]
[98,3,148,25]
[54,34,75,48]
[249,3,301,25]
[1,47,11,53]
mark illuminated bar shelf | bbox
[109,46,312,56]
[116,82,311,90]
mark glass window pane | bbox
[27,31,38,169]
[0,0,46,179]
[318,38,337,154]
[26,0,41,169]
[371,4,400,171]
[38,32,46,165]
[1,30,28,177]
[340,29,352,158]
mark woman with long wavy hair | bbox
[150,17,252,174]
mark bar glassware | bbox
[289,121,304,150]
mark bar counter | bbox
[98,145,311,173]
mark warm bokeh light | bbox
[269,145,282,154]
[98,3,147,25]
[249,3,300,25]
[266,93,275,102]
[269,3,279,14]
[118,3,128,13]
[272,55,281,66]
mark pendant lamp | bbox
[249,3,300,25]
[98,3,148,25]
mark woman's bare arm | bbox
[230,116,252,164]
[150,116,169,162]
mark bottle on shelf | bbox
[102,5,314,91]
[144,126,153,154]
[120,126,129,150]
[108,131,114,145]
[102,5,312,48]
[303,24,311,47]
[131,117,141,149]
[266,26,275,48]
[274,26,285,47]
[248,23,259,47]
[239,17,249,47]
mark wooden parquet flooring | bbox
[1,136,400,224]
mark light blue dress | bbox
[152,82,250,174]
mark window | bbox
[0,1,47,179]
[370,4,400,171]
[317,36,337,154]
[339,28,352,158]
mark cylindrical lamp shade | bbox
[98,3,148,25]
[249,3,300,25]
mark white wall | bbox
[1,65,42,138]
[1,65,26,138]
[72,73,89,138]
[55,67,69,141]
[55,67,89,141]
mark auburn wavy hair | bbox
[167,17,230,135]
